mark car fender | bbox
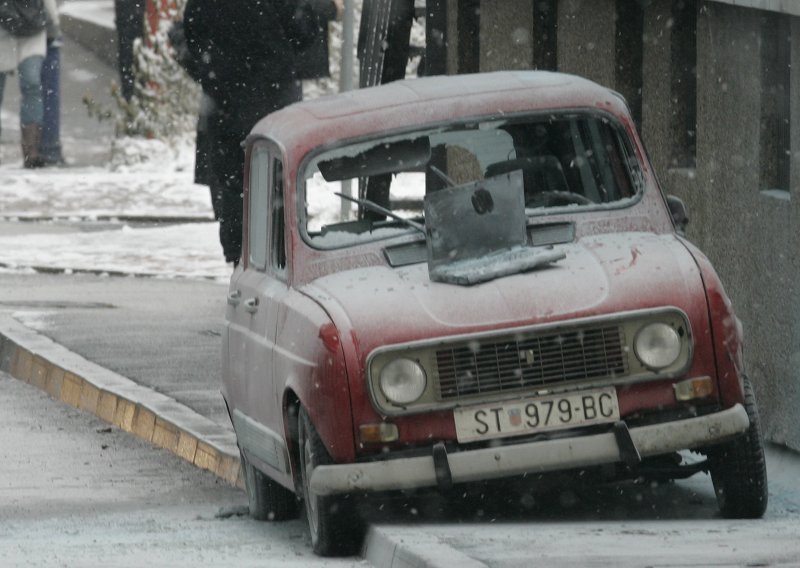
[679,238,745,407]
[279,289,357,471]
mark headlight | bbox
[634,323,682,369]
[379,358,427,405]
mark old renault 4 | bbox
[223,71,768,556]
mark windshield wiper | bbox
[334,192,426,235]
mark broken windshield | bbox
[301,111,643,249]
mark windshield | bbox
[302,112,643,249]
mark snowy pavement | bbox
[0,0,227,282]
[0,138,229,281]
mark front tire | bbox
[298,407,364,556]
[240,449,298,521]
[709,377,768,518]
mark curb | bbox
[0,261,223,281]
[60,10,118,69]
[364,526,488,568]
[0,313,243,489]
[0,215,215,224]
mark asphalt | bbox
[0,4,434,566]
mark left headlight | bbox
[379,358,427,405]
[634,322,682,370]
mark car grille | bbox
[435,326,628,401]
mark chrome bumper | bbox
[309,404,749,496]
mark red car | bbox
[223,71,768,556]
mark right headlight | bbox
[379,358,427,405]
[634,322,682,370]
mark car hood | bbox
[300,232,706,356]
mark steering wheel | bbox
[526,191,594,208]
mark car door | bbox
[226,142,291,476]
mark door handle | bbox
[243,298,259,314]
[227,290,241,306]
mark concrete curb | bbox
[364,526,488,568]
[0,261,222,281]
[1,214,215,224]
[0,314,243,489]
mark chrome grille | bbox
[435,326,627,400]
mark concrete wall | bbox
[687,2,799,450]
[783,16,800,450]
[451,0,800,450]
[479,0,534,71]
[556,0,617,87]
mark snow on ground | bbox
[0,137,230,281]
[0,222,225,280]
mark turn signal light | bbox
[674,376,714,401]
[359,423,399,443]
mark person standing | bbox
[113,0,145,102]
[183,0,342,265]
[0,0,60,168]
[40,0,64,165]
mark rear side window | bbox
[248,145,287,275]
[248,146,269,270]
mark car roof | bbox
[250,71,631,160]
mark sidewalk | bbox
[0,4,435,567]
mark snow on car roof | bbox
[250,71,632,160]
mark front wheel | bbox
[708,377,768,518]
[298,407,364,556]
[240,449,298,521]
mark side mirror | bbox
[666,195,689,236]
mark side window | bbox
[248,146,269,271]
[271,159,287,273]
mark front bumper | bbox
[309,404,749,495]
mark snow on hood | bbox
[301,232,705,356]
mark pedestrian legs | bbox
[40,39,64,165]
[114,0,146,102]
[18,55,46,169]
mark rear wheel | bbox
[709,377,768,518]
[240,449,298,521]
[298,407,364,556]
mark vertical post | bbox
[339,0,355,220]
[456,0,480,74]
[340,0,355,92]
[425,0,448,76]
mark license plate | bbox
[453,387,620,443]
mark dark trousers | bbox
[114,0,146,101]
[40,41,63,163]
[208,82,302,264]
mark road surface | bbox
[0,370,366,568]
